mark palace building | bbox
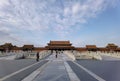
[45,41,75,50]
[22,45,34,51]
[0,41,120,52]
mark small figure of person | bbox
[55,54,58,58]
[36,52,39,62]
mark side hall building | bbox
[0,40,120,52]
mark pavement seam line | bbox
[72,61,106,81]
[0,60,44,81]
[64,61,81,81]
[22,61,50,81]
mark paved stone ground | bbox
[0,53,73,81]
[0,59,36,78]
[76,59,120,81]
[1,52,120,81]
[33,53,71,81]
[3,60,48,81]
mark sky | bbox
[0,0,120,47]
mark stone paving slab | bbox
[1,60,48,81]
[0,59,36,78]
[33,60,70,81]
[33,53,70,81]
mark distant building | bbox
[12,46,21,52]
[0,41,120,52]
[106,43,118,51]
[0,43,13,52]
[0,46,4,52]
[22,45,34,51]
[115,48,120,52]
[97,47,109,52]
[45,41,75,50]
[86,45,97,51]
[75,47,87,52]
[34,47,47,52]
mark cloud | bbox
[0,0,9,7]
[0,0,119,46]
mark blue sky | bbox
[0,0,120,47]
